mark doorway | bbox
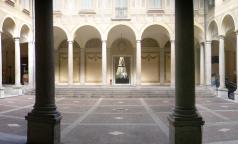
[113,56,131,85]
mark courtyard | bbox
[0,95,238,144]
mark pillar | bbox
[170,40,175,86]
[168,0,204,143]
[200,42,205,85]
[14,37,21,86]
[136,40,141,85]
[205,41,212,86]
[160,48,165,84]
[235,31,238,101]
[0,32,4,97]
[25,0,61,143]
[68,40,73,85]
[28,41,34,87]
[80,48,85,84]
[102,40,107,85]
[219,35,225,89]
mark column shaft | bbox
[68,41,73,85]
[200,43,205,85]
[102,40,107,85]
[15,38,21,86]
[219,36,225,88]
[28,41,34,87]
[160,48,165,84]
[0,32,2,88]
[170,40,175,86]
[236,32,238,93]
[205,41,212,86]
[80,48,85,84]
[136,40,141,85]
[26,0,61,143]
[0,32,3,97]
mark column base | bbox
[168,110,204,144]
[217,87,228,99]
[0,87,4,98]
[234,92,238,102]
[13,85,23,95]
[26,110,62,144]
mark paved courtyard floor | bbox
[0,95,238,144]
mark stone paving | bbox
[0,95,238,144]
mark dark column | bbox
[25,0,62,144]
[168,1,204,144]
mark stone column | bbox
[0,32,4,97]
[170,40,175,86]
[235,31,238,101]
[26,0,61,143]
[219,35,225,89]
[200,42,205,85]
[14,37,21,86]
[80,48,85,85]
[160,48,165,84]
[168,0,204,143]
[68,40,73,85]
[28,41,34,87]
[102,40,107,85]
[205,41,212,86]
[136,40,141,85]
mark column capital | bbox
[205,41,212,44]
[219,35,225,39]
[14,37,20,40]
[170,39,175,43]
[235,30,238,35]
[136,39,141,43]
[67,40,74,44]
[101,39,107,43]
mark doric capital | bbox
[101,40,107,43]
[205,41,212,44]
[219,35,225,39]
[67,40,74,44]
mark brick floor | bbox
[0,95,237,144]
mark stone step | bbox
[24,86,216,98]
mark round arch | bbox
[139,23,172,41]
[53,26,68,50]
[73,25,102,48]
[71,24,102,41]
[104,23,138,41]
[221,14,235,35]
[207,20,219,41]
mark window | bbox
[53,0,61,11]
[20,0,30,12]
[148,0,162,9]
[81,0,94,10]
[115,0,128,18]
[194,0,198,9]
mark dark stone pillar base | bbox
[26,111,61,144]
[168,113,204,144]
